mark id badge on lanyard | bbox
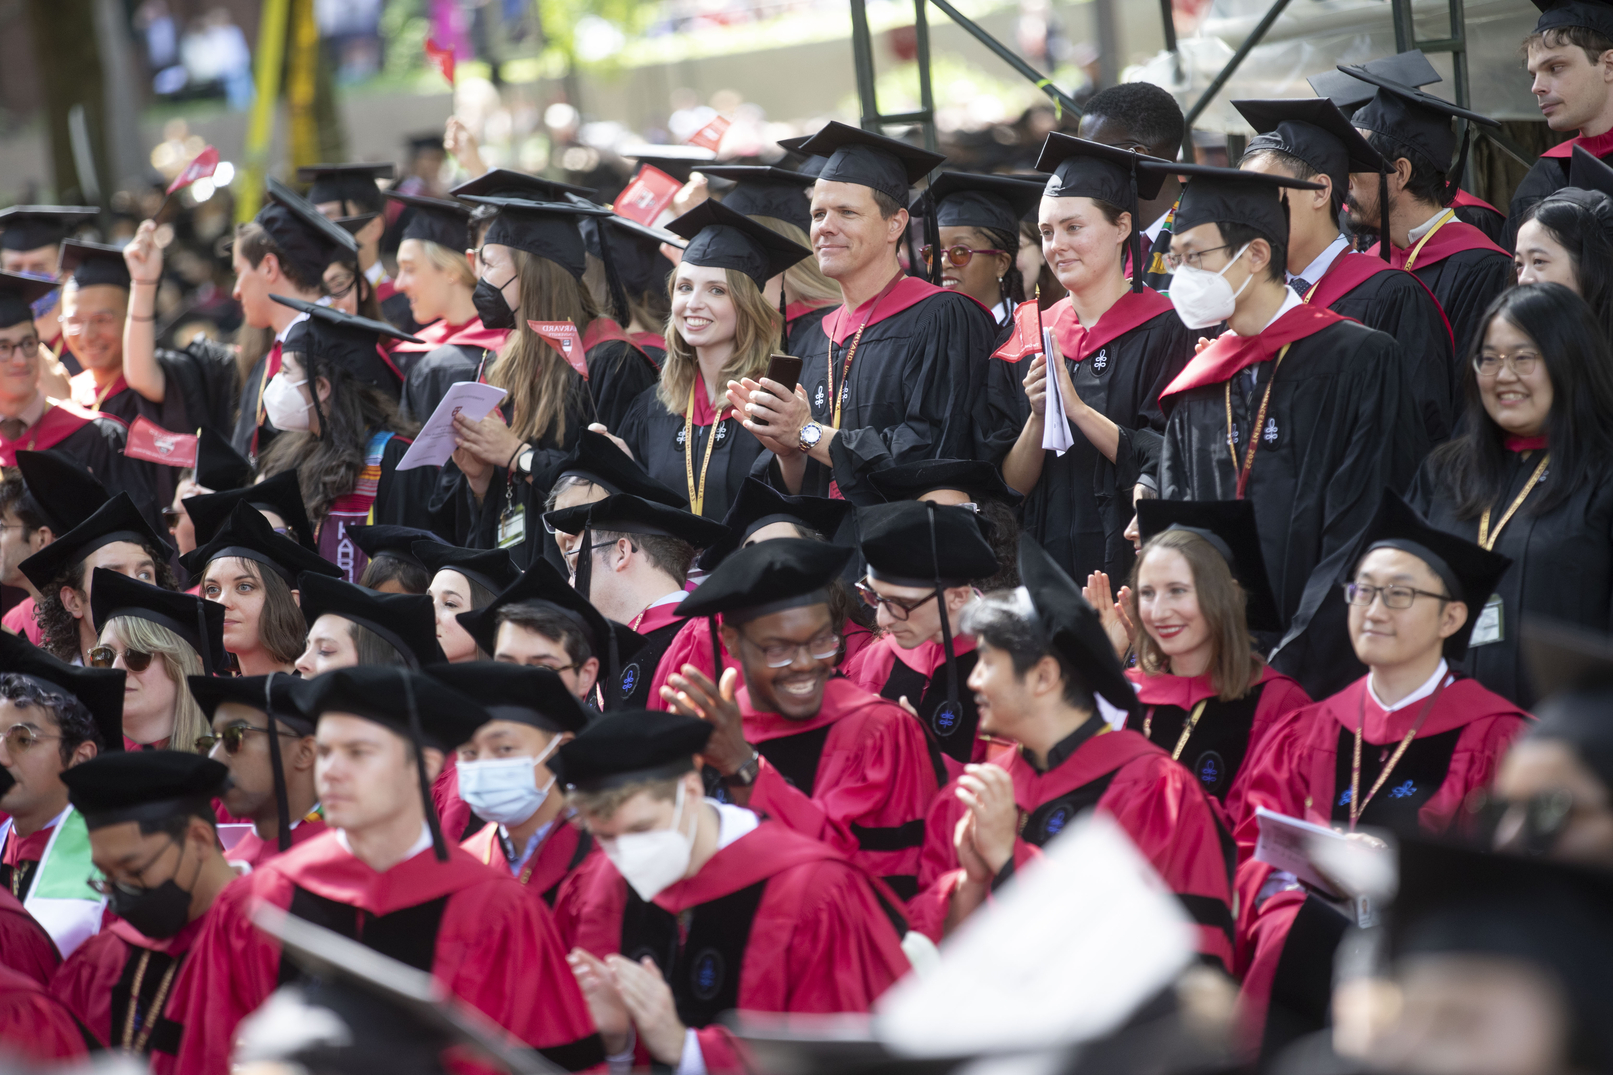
[497,475,526,548]
[1469,594,1504,648]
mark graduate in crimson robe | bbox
[0,962,90,1061]
[553,709,911,1075]
[52,752,239,1061]
[0,886,59,985]
[1148,159,1430,700]
[423,662,597,906]
[663,538,939,898]
[907,535,1235,970]
[169,667,603,1075]
[1232,492,1530,1060]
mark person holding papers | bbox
[984,134,1193,585]
[1232,490,1530,1061]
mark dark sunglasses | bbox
[195,722,300,755]
[88,646,154,672]
[921,244,1007,270]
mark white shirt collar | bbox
[274,310,310,343]
[713,800,759,850]
[1242,287,1304,337]
[1368,659,1450,712]
[1144,209,1170,243]
[1289,235,1350,288]
[648,588,687,609]
[1408,208,1451,244]
[335,820,433,862]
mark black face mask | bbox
[107,855,193,940]
[473,275,516,330]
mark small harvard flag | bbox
[124,416,199,467]
[992,301,1044,361]
[425,37,456,86]
[529,320,588,378]
[166,146,219,196]
[613,165,682,226]
[686,115,731,152]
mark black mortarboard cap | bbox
[1307,51,1442,112]
[1533,0,1613,44]
[677,538,850,622]
[271,294,414,390]
[1136,499,1282,634]
[592,214,681,298]
[58,239,131,289]
[297,163,395,212]
[183,469,317,552]
[257,177,360,282]
[411,541,522,595]
[297,572,445,668]
[15,450,108,534]
[336,212,382,240]
[459,195,612,280]
[1037,135,1171,292]
[385,192,471,251]
[1356,489,1512,660]
[1017,533,1139,716]
[450,169,597,201]
[1342,63,1500,174]
[622,148,716,185]
[0,206,96,252]
[1233,98,1385,198]
[90,568,226,674]
[544,493,729,547]
[777,135,831,179]
[0,271,57,329]
[696,164,816,232]
[919,172,1046,236]
[696,477,852,571]
[348,525,440,569]
[867,458,1024,507]
[187,672,312,735]
[799,121,947,204]
[553,709,712,790]
[1521,620,1613,790]
[0,630,124,753]
[290,666,486,749]
[1565,143,1613,201]
[18,492,170,593]
[665,198,811,289]
[181,500,340,586]
[557,429,688,506]
[193,428,255,492]
[423,661,591,735]
[859,501,998,587]
[1140,159,1324,247]
[62,751,228,829]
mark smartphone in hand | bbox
[764,353,803,396]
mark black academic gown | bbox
[0,404,160,524]
[1502,142,1610,252]
[1405,248,1513,381]
[230,350,276,459]
[784,305,833,357]
[400,343,495,424]
[616,384,765,522]
[980,291,1193,584]
[1408,449,1613,708]
[1453,204,1506,246]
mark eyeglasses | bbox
[325,272,358,300]
[856,579,940,621]
[1,723,62,753]
[0,338,40,362]
[1467,787,1576,856]
[88,646,155,672]
[60,314,122,336]
[195,722,300,755]
[739,628,841,668]
[1163,244,1236,272]
[87,837,179,897]
[1341,582,1450,610]
[1473,350,1542,379]
[564,540,620,565]
[920,245,1007,270]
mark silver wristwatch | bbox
[797,421,823,453]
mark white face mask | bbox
[457,737,562,827]
[599,781,694,902]
[1169,242,1254,330]
[262,371,312,431]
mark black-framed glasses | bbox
[920,245,1007,270]
[564,540,622,565]
[87,837,179,897]
[1342,582,1450,610]
[1473,350,1542,378]
[738,628,841,668]
[0,338,40,362]
[89,645,155,672]
[195,722,301,755]
[1163,244,1235,272]
[856,579,940,621]
[324,271,358,300]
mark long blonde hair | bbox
[487,250,597,444]
[419,239,476,289]
[657,266,780,413]
[751,216,841,308]
[100,616,209,753]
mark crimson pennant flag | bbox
[612,165,682,226]
[992,300,1045,361]
[686,115,731,152]
[166,146,219,195]
[529,320,588,378]
[124,416,199,467]
[425,37,456,86]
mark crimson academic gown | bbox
[168,830,603,1075]
[50,914,207,1058]
[1504,130,1613,251]
[0,962,90,1061]
[841,631,983,781]
[555,817,910,1074]
[647,616,876,712]
[462,819,595,906]
[1231,673,1528,1055]
[223,816,330,872]
[907,724,1236,970]
[0,887,59,985]
[738,678,939,900]
[1,596,42,644]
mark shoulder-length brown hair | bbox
[657,266,781,414]
[1127,528,1263,701]
[487,250,596,445]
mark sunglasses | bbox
[921,245,1007,270]
[195,722,300,755]
[88,646,155,672]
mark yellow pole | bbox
[237,0,292,222]
[286,0,320,170]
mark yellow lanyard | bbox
[1141,698,1209,761]
[1348,679,1445,831]
[682,380,726,517]
[89,376,120,412]
[1403,209,1458,272]
[122,950,180,1054]
[1478,453,1551,550]
[824,273,903,430]
[1223,343,1291,498]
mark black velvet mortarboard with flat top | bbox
[867,458,1024,507]
[297,163,396,212]
[589,214,682,299]
[384,192,471,251]
[410,541,522,595]
[1233,98,1385,198]
[1036,134,1171,292]
[423,661,591,735]
[257,178,360,283]
[1138,158,1325,248]
[15,449,108,534]
[1341,63,1500,174]
[622,148,716,185]
[17,492,170,593]
[0,629,125,753]
[1017,533,1139,716]
[798,121,947,204]
[63,751,228,829]
[449,170,597,201]
[193,427,255,492]
[859,501,998,588]
[454,558,646,682]
[665,198,812,289]
[180,500,340,586]
[553,709,712,791]
[677,537,849,622]
[1307,50,1442,112]
[271,294,414,390]
[1136,498,1282,634]
[777,135,831,179]
[1532,0,1613,43]
[544,493,729,547]
[188,672,312,735]
[296,572,445,668]
[347,525,440,569]
[183,469,317,552]
[0,271,57,329]
[459,195,612,280]
[58,240,131,289]
[557,429,688,506]
[697,164,816,232]
[1551,146,1613,232]
[90,568,226,674]
[918,172,1046,236]
[0,206,96,252]
[696,477,852,571]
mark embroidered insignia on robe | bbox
[619,663,640,697]
[1091,349,1108,373]
[691,949,725,1000]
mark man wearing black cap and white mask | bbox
[169,666,604,1075]
[1235,97,1457,442]
[0,205,96,376]
[1150,160,1429,699]
[727,122,998,502]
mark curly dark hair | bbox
[35,552,179,663]
[0,673,102,763]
